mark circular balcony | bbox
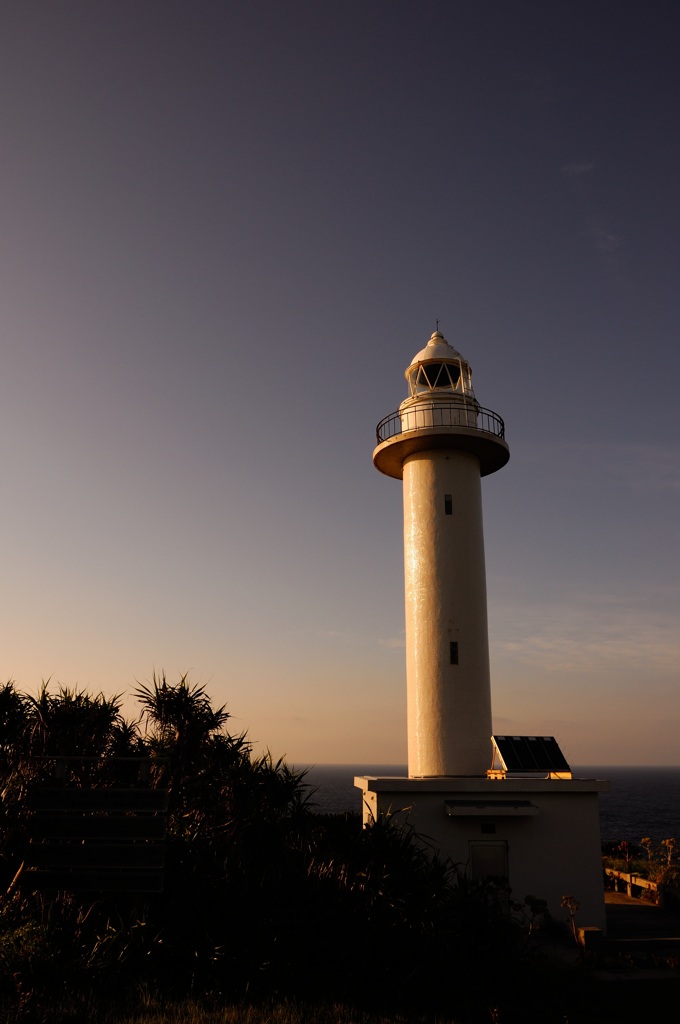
[373,401,509,480]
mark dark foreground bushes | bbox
[0,677,590,1023]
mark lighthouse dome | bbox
[405,330,475,398]
[409,330,462,365]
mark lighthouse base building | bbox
[357,330,608,933]
[355,772,608,931]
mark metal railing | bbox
[376,402,506,445]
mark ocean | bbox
[300,764,680,843]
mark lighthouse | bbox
[373,330,508,777]
[356,327,609,933]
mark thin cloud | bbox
[492,587,680,674]
[286,628,356,643]
[560,159,627,277]
[378,635,406,650]
[588,218,624,256]
[520,442,680,495]
[582,215,627,279]
[562,160,596,177]
[603,445,680,494]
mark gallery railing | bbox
[376,402,506,445]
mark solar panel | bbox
[491,736,570,774]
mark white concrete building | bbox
[356,330,608,931]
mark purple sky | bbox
[1,2,678,765]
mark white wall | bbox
[356,775,609,932]
[402,449,492,776]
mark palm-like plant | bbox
[134,673,230,752]
[133,675,313,895]
[23,682,137,760]
[134,672,242,818]
[0,682,32,885]
[0,681,30,783]
[1,676,532,1017]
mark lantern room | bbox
[404,330,475,400]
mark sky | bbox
[1,1,679,767]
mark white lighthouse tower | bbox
[373,330,508,777]
[356,327,609,934]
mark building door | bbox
[469,841,508,883]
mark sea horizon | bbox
[299,764,680,843]
[298,762,680,768]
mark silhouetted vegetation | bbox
[0,676,645,1023]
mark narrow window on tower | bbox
[444,494,453,515]
[450,641,459,665]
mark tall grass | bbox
[87,999,461,1024]
[0,988,464,1024]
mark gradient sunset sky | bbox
[1,2,678,766]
